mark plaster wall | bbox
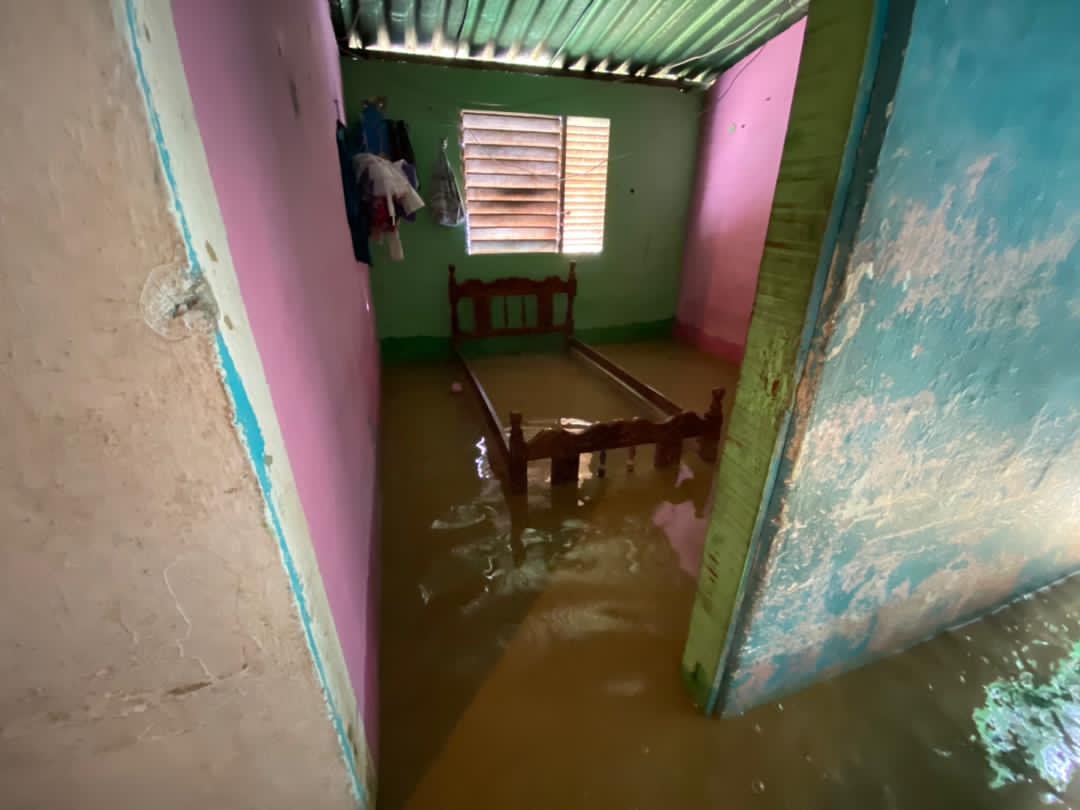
[0,2,357,806]
[170,0,381,763]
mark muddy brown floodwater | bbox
[378,342,1080,809]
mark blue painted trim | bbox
[215,336,367,805]
[122,3,366,804]
[705,0,893,715]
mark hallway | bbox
[378,354,1080,809]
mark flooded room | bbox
[4,0,1080,808]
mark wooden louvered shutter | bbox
[462,111,563,255]
[561,116,610,254]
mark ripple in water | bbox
[974,641,1080,793]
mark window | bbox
[461,110,610,255]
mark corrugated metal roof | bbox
[332,0,807,84]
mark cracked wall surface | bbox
[720,0,1080,715]
[0,3,356,806]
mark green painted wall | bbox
[680,0,881,711]
[340,58,703,361]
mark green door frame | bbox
[681,0,896,714]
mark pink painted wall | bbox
[171,0,380,741]
[675,19,806,365]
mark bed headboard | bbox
[448,263,577,343]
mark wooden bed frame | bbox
[449,264,724,496]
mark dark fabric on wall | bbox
[336,120,372,264]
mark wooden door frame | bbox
[681,0,917,715]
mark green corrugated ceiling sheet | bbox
[333,0,807,83]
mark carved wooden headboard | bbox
[448,263,577,343]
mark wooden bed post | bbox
[699,387,726,463]
[654,437,683,469]
[448,265,460,343]
[508,411,527,496]
[565,262,577,343]
[551,453,580,488]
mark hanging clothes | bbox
[387,120,417,179]
[339,102,423,263]
[429,138,466,227]
[336,120,371,264]
[353,153,425,261]
[361,102,390,157]
[398,161,419,193]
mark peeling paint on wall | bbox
[720,0,1080,715]
[868,171,1080,332]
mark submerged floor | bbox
[379,341,1080,809]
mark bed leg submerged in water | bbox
[699,387,724,464]
[508,411,527,494]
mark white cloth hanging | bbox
[352,153,424,227]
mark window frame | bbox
[460,109,610,257]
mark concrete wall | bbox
[720,0,1080,715]
[171,0,381,765]
[675,20,805,365]
[340,59,703,361]
[0,2,363,807]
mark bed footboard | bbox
[506,388,724,495]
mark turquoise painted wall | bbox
[719,0,1080,715]
[340,58,703,360]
